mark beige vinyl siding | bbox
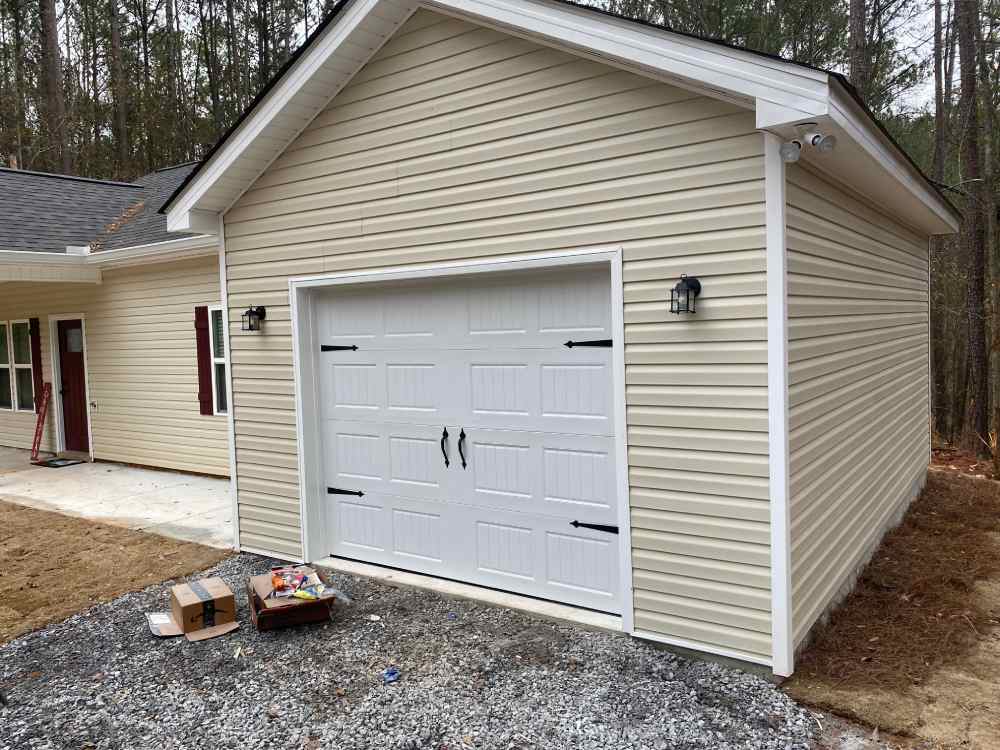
[786,163,930,647]
[0,255,229,476]
[223,9,772,660]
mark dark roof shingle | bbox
[0,162,200,254]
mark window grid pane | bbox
[15,368,33,410]
[0,324,8,365]
[12,322,30,364]
[0,369,11,409]
[214,363,228,413]
[211,309,225,360]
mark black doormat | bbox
[35,458,86,468]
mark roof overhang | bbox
[0,234,216,283]
[163,0,960,237]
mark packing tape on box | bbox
[189,579,217,627]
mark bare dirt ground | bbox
[785,468,1000,749]
[0,500,230,643]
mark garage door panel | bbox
[462,428,617,524]
[336,497,387,555]
[316,265,612,351]
[471,506,620,610]
[316,284,458,347]
[465,349,613,434]
[324,420,455,501]
[330,491,621,612]
[319,351,462,423]
[316,264,622,614]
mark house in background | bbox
[0,164,230,477]
[163,0,957,677]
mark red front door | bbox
[57,319,89,453]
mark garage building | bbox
[163,0,959,676]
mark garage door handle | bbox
[440,427,450,468]
[458,428,467,469]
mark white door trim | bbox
[289,246,633,630]
[47,312,94,460]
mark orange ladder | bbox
[30,382,52,463]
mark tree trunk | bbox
[848,0,870,98]
[956,0,989,455]
[930,0,947,436]
[39,0,69,172]
[109,2,129,176]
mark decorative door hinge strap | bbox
[564,339,612,348]
[321,344,359,352]
[327,486,364,497]
[570,520,619,534]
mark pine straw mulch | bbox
[784,470,1000,748]
[931,445,995,480]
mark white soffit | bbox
[164,0,959,237]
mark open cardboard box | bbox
[146,576,240,641]
[247,565,348,631]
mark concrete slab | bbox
[0,446,233,549]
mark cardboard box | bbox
[247,566,344,631]
[169,577,239,640]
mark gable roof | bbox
[0,163,200,254]
[162,0,960,235]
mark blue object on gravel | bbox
[382,667,401,685]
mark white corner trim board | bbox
[764,132,793,678]
[217,216,241,551]
[288,246,634,628]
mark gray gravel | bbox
[1,554,814,749]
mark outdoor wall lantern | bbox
[241,305,267,332]
[670,275,701,314]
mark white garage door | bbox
[314,264,621,613]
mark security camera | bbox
[805,132,837,153]
[779,140,802,163]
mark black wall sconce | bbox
[241,305,267,332]
[670,275,701,314]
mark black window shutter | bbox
[194,306,213,415]
[28,318,43,409]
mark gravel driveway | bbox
[2,554,814,749]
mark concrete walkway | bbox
[0,447,233,549]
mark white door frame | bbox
[47,312,95,460]
[289,246,634,632]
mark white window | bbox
[208,306,228,415]
[1,320,34,412]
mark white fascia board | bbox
[825,83,959,234]
[165,0,407,230]
[0,235,215,275]
[0,255,98,284]
[89,234,216,268]
[0,249,85,264]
